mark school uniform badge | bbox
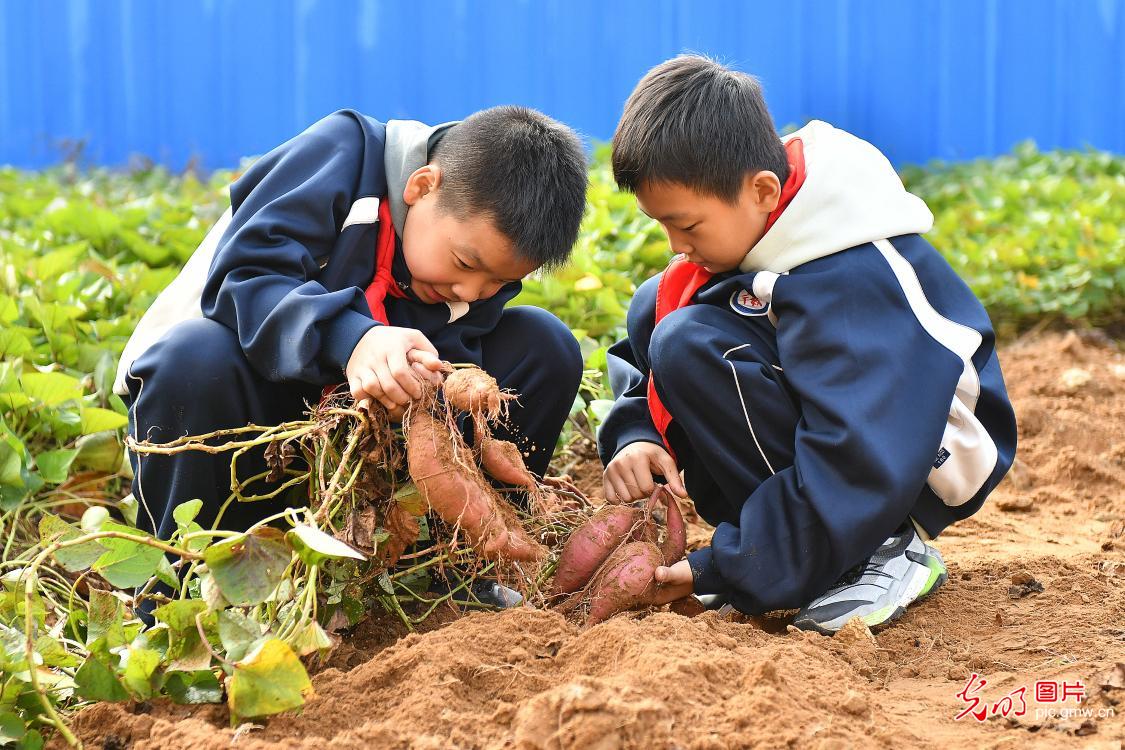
[730,288,770,316]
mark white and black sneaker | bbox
[792,522,947,635]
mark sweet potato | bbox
[477,436,537,489]
[657,487,686,565]
[552,487,688,625]
[551,504,643,595]
[443,367,513,420]
[584,541,664,626]
[405,408,545,562]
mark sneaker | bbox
[792,522,947,635]
[429,575,525,609]
[470,581,524,609]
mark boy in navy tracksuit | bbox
[114,107,587,550]
[598,56,1017,633]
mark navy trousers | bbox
[126,307,582,541]
[648,304,800,526]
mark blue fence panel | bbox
[1,0,1122,170]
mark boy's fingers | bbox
[388,349,422,400]
[408,348,444,369]
[630,464,656,497]
[608,472,633,506]
[411,361,442,385]
[348,376,365,402]
[653,453,688,498]
[374,364,412,406]
[358,370,382,400]
[406,331,439,356]
[602,476,617,504]
[408,351,445,382]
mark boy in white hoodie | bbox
[597,55,1017,633]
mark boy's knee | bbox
[503,306,582,389]
[129,318,246,401]
[650,305,726,394]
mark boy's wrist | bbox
[324,311,381,373]
[687,547,727,597]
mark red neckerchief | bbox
[645,137,806,461]
[364,197,407,323]
[323,197,407,401]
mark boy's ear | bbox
[402,164,443,206]
[745,170,782,213]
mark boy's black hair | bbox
[612,55,789,202]
[431,106,587,270]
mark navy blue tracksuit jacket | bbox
[115,111,581,540]
[598,121,1017,615]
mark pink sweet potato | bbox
[551,504,643,595]
[657,488,686,565]
[585,541,664,626]
[405,408,545,562]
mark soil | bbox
[62,332,1125,749]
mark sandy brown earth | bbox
[64,332,1125,749]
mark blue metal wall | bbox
[2,0,1122,170]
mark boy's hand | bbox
[346,326,444,411]
[603,441,687,503]
[653,559,694,604]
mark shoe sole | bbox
[793,546,948,635]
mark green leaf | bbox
[172,500,203,528]
[227,639,313,722]
[203,528,292,606]
[0,711,25,742]
[16,728,45,750]
[0,329,33,359]
[74,430,124,473]
[121,647,161,699]
[86,588,127,651]
[0,436,26,489]
[216,610,264,663]
[74,654,129,702]
[163,670,222,705]
[34,448,77,484]
[91,522,164,588]
[151,602,215,670]
[153,599,207,633]
[34,634,78,668]
[155,555,179,590]
[19,372,83,407]
[37,514,104,572]
[286,524,365,567]
[35,242,89,280]
[290,619,333,657]
[79,407,128,435]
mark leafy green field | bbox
[0,143,1121,747]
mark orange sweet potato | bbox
[478,436,537,490]
[443,367,512,420]
[405,408,544,562]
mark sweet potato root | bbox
[478,436,537,489]
[405,407,545,562]
[551,504,644,595]
[443,367,513,421]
